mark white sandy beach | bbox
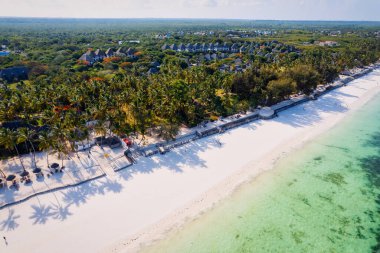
[1,69,380,253]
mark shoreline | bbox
[1,69,380,253]
[104,70,380,253]
[0,67,376,210]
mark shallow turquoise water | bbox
[143,93,380,253]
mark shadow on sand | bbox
[0,83,373,231]
[274,94,349,128]
[0,209,20,231]
[0,131,223,229]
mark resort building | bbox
[78,47,136,65]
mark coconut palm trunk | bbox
[38,130,53,168]
[0,168,6,178]
[13,141,26,172]
[46,151,50,168]
[19,128,37,168]
[29,139,37,168]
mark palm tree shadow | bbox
[61,187,89,207]
[0,187,16,204]
[70,168,86,181]
[275,96,349,128]
[153,137,221,172]
[118,133,233,181]
[49,171,64,183]
[97,179,123,194]
[333,90,358,98]
[29,204,54,224]
[50,203,73,221]
[0,209,20,231]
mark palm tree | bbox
[0,167,6,178]
[38,130,52,168]
[18,127,37,168]
[51,125,70,169]
[0,128,26,172]
[0,150,7,179]
[94,120,107,147]
[55,142,68,169]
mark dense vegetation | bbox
[0,19,379,164]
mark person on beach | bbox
[3,236,7,245]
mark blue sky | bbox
[1,0,379,20]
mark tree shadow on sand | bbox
[61,186,90,207]
[97,178,123,194]
[50,203,73,221]
[0,209,20,231]
[60,178,123,207]
[5,101,267,222]
[275,95,349,128]
[24,180,107,226]
[333,90,358,99]
[116,134,224,181]
[29,204,54,225]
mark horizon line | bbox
[0,16,380,22]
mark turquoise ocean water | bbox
[143,92,380,253]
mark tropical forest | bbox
[0,18,379,160]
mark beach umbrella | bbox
[20,171,30,177]
[51,163,59,169]
[33,168,42,174]
[6,175,16,181]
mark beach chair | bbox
[12,180,18,188]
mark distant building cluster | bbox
[79,47,136,65]
[154,30,275,40]
[162,42,242,53]
[161,41,299,58]
[316,41,339,47]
